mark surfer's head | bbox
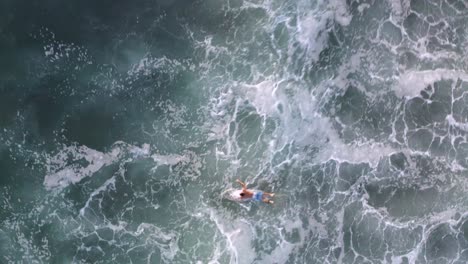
[240,192,245,197]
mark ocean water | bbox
[1,0,468,263]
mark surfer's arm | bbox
[236,179,247,189]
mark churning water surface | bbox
[1,0,468,263]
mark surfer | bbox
[236,179,275,204]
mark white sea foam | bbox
[395,69,468,98]
[243,80,281,116]
[207,209,256,264]
[328,140,397,167]
[329,0,352,26]
[446,114,468,132]
[79,176,117,217]
[292,0,352,64]
[260,219,303,264]
[236,70,397,167]
[43,145,121,190]
[296,10,331,62]
[387,0,411,18]
[44,142,153,190]
[244,76,396,166]
[134,223,180,262]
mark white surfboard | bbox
[222,188,249,202]
[222,188,269,202]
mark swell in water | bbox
[1,0,468,263]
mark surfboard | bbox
[222,188,249,202]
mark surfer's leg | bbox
[262,198,274,204]
[263,192,275,197]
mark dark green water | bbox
[1,0,468,263]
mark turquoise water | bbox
[1,0,468,263]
